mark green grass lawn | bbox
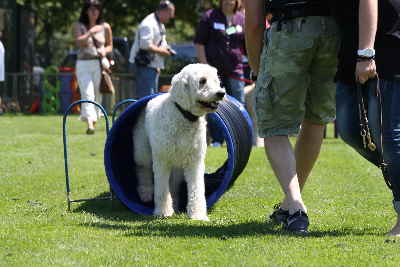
[1,115,399,266]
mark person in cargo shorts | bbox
[244,0,339,232]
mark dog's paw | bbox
[154,207,174,218]
[137,185,153,202]
[189,213,209,221]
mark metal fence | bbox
[0,72,338,138]
[0,72,173,114]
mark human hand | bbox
[356,59,377,84]
[97,46,106,57]
[167,47,177,56]
[159,47,172,57]
[89,25,103,35]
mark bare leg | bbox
[264,136,306,214]
[85,119,95,134]
[265,120,325,214]
[295,120,325,190]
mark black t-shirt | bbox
[307,0,330,14]
[335,0,400,84]
[269,0,333,16]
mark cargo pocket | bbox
[255,76,274,117]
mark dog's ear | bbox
[171,70,188,89]
[170,70,189,103]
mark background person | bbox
[128,0,175,99]
[244,0,339,233]
[335,0,400,236]
[194,0,245,147]
[72,0,113,134]
[194,0,246,104]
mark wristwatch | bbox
[357,48,375,59]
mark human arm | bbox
[356,0,378,84]
[243,0,265,74]
[72,22,103,48]
[194,12,210,64]
[138,25,171,57]
[94,22,114,57]
[103,22,113,55]
[195,44,208,64]
[147,43,171,57]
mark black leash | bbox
[356,78,391,189]
[356,81,376,151]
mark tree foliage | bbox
[15,0,219,66]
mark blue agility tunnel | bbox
[104,94,253,215]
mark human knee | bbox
[302,119,325,129]
[264,135,289,145]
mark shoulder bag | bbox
[92,31,115,94]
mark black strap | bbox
[174,102,199,122]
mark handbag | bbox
[133,28,158,66]
[99,68,115,94]
[91,33,115,94]
[134,49,153,66]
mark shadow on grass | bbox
[72,192,153,222]
[128,221,381,238]
[79,220,381,239]
[73,191,218,222]
[74,193,381,238]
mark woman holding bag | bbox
[72,0,113,134]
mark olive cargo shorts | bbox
[255,16,340,137]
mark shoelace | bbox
[286,211,308,225]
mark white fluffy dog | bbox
[132,64,226,221]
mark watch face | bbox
[358,48,375,57]
[365,49,374,57]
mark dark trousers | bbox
[336,79,400,201]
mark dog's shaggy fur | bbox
[132,64,226,220]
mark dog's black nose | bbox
[216,92,225,99]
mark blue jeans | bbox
[336,80,400,208]
[222,75,245,104]
[207,75,245,144]
[132,63,159,99]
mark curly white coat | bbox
[132,64,226,220]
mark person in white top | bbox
[129,0,175,98]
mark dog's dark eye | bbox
[199,77,207,86]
